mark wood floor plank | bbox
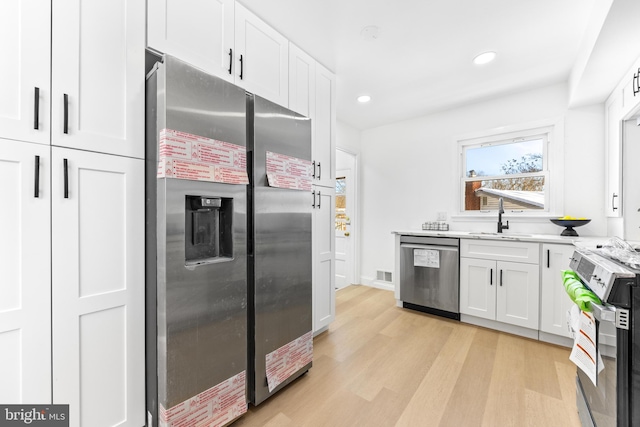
[235,287,582,427]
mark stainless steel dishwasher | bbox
[399,236,460,320]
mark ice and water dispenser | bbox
[185,195,233,264]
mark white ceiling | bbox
[238,0,640,130]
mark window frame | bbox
[453,118,564,221]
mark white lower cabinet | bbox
[540,243,575,338]
[460,258,540,329]
[460,239,540,331]
[312,187,335,333]
[0,139,51,404]
[51,148,145,427]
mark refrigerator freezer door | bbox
[248,95,313,404]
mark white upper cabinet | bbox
[621,58,640,118]
[52,0,145,159]
[289,43,316,118]
[313,62,336,188]
[605,91,622,217]
[0,139,51,404]
[0,0,51,145]
[148,0,235,83]
[234,2,289,106]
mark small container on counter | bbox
[422,221,449,231]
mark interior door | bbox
[335,169,353,289]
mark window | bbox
[335,177,347,230]
[457,120,563,216]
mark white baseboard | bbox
[360,276,394,291]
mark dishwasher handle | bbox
[400,243,459,252]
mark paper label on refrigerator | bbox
[159,370,246,427]
[157,129,249,185]
[265,331,313,392]
[265,151,313,191]
[414,249,439,268]
[569,310,604,387]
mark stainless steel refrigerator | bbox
[145,55,249,427]
[246,94,313,405]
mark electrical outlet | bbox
[437,212,447,221]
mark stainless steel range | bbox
[569,249,639,427]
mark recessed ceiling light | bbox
[357,95,371,103]
[473,51,496,65]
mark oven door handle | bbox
[590,303,616,323]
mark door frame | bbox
[336,148,359,288]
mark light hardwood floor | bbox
[234,286,581,427]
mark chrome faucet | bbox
[497,197,509,233]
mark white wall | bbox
[358,82,606,285]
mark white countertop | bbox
[392,229,610,248]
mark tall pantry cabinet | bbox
[0,1,145,426]
[289,44,337,333]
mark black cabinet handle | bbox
[490,268,493,285]
[634,69,640,96]
[63,94,69,134]
[612,193,618,211]
[239,54,243,80]
[63,158,69,198]
[34,87,40,130]
[228,49,233,74]
[500,270,503,286]
[34,155,40,198]
[317,162,321,180]
[312,190,316,208]
[312,161,316,179]
[547,250,550,268]
[318,191,321,209]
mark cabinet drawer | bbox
[460,239,539,264]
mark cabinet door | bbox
[0,139,51,404]
[234,3,289,106]
[540,244,575,337]
[313,63,336,188]
[0,0,50,145]
[289,43,316,118]
[51,0,145,159]
[313,187,336,333]
[147,0,235,82]
[52,148,144,427]
[605,92,622,217]
[496,261,540,329]
[621,65,640,118]
[459,257,496,320]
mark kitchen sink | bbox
[468,232,533,238]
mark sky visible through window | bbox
[466,139,543,177]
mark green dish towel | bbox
[562,270,602,312]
